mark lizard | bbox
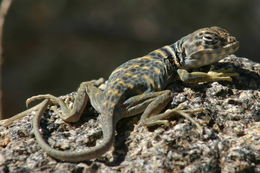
[3,26,239,162]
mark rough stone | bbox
[0,55,259,172]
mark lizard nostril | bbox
[228,36,236,43]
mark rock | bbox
[0,55,259,172]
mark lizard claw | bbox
[25,94,55,108]
[25,98,33,108]
[26,96,43,108]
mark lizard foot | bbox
[26,94,80,122]
[26,94,60,107]
[140,103,204,134]
[206,65,239,82]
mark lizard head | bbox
[179,26,239,69]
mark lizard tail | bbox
[33,102,115,162]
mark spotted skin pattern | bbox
[4,26,239,162]
[104,56,173,107]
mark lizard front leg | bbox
[177,67,239,84]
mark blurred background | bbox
[2,0,260,118]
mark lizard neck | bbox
[148,40,186,69]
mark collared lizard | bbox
[3,26,239,162]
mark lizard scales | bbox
[17,26,239,162]
[104,27,238,107]
[101,26,238,121]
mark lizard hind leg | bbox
[121,90,174,118]
[26,81,92,123]
[120,90,175,126]
[138,90,175,127]
[135,90,204,133]
[85,83,104,114]
[26,94,72,120]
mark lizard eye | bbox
[202,35,215,42]
[202,34,219,45]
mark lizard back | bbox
[102,53,175,113]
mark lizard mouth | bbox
[198,40,240,57]
[223,40,239,54]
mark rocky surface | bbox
[0,55,259,173]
